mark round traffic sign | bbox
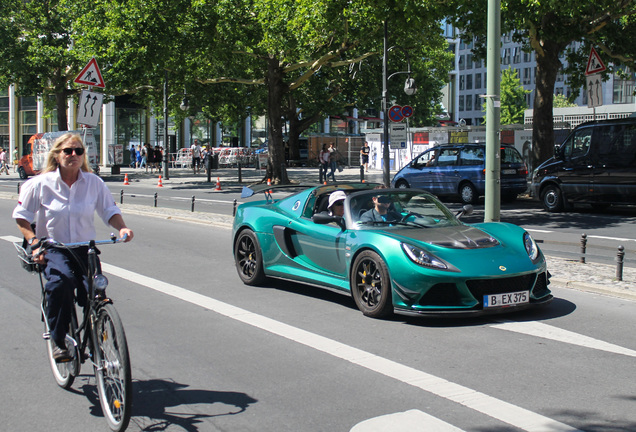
[389,105,404,122]
[401,105,413,118]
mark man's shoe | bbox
[52,346,72,362]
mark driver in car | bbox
[359,194,401,224]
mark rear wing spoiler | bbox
[241,183,314,201]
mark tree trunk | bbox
[265,57,289,184]
[56,91,69,131]
[531,40,567,168]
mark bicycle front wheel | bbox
[93,304,132,432]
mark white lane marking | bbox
[1,235,22,242]
[587,234,635,242]
[350,409,464,432]
[101,262,581,432]
[491,320,636,357]
[526,228,553,234]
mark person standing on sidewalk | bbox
[327,143,338,182]
[191,139,202,174]
[318,144,328,183]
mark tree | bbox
[450,0,636,167]
[190,0,453,183]
[0,0,89,130]
[482,68,529,125]
[553,94,577,108]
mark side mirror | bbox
[312,213,345,230]
[455,204,473,219]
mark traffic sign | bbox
[389,105,404,122]
[76,90,104,127]
[390,123,407,149]
[586,75,603,108]
[74,57,105,88]
[585,47,606,76]
[401,105,413,118]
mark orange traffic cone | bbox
[215,177,222,191]
[157,175,163,187]
[123,174,129,185]
[267,178,272,187]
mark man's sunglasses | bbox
[62,147,85,156]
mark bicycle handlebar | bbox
[39,233,129,251]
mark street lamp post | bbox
[382,20,417,187]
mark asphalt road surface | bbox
[1,197,636,431]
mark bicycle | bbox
[15,234,132,432]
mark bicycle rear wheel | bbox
[45,314,80,389]
[93,304,132,432]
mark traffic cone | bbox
[157,175,163,187]
[267,178,272,187]
[123,174,129,185]
[215,177,222,191]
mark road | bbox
[1,197,636,431]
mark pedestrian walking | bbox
[13,147,18,172]
[0,148,10,174]
[360,141,370,172]
[327,143,338,182]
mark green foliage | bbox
[553,93,577,108]
[482,68,529,125]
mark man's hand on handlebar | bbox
[119,228,134,242]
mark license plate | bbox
[502,169,516,175]
[483,291,529,308]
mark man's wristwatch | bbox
[28,237,38,246]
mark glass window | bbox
[460,146,484,165]
[475,95,482,111]
[459,75,465,90]
[475,73,482,89]
[459,96,464,111]
[459,55,465,71]
[466,94,473,111]
[466,74,473,90]
[467,54,473,69]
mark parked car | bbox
[233,183,552,318]
[532,117,636,212]
[391,143,528,204]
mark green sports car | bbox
[232,183,553,318]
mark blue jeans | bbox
[328,161,337,181]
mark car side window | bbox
[437,148,459,166]
[459,147,483,166]
[415,149,437,167]
[564,129,592,159]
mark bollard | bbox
[616,245,625,281]
[17,182,21,194]
[360,165,365,182]
[120,189,124,204]
[238,162,242,183]
[233,199,237,217]
[154,192,158,207]
[191,195,195,212]
[580,233,587,264]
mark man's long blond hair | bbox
[42,133,91,174]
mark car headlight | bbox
[523,232,539,261]
[401,243,448,270]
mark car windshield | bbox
[349,190,461,229]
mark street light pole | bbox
[382,20,390,187]
[163,70,170,180]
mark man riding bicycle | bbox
[13,132,134,362]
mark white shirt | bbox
[191,144,202,157]
[13,169,122,243]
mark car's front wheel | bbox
[18,166,28,179]
[395,179,410,189]
[350,250,393,318]
[459,182,477,204]
[234,229,266,285]
[541,185,564,212]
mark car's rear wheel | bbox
[234,229,266,285]
[459,182,477,204]
[18,166,28,179]
[350,251,393,318]
[541,185,564,212]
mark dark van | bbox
[531,118,636,212]
[391,143,528,204]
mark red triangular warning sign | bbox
[74,57,105,88]
[585,47,606,76]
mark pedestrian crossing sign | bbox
[74,57,106,88]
